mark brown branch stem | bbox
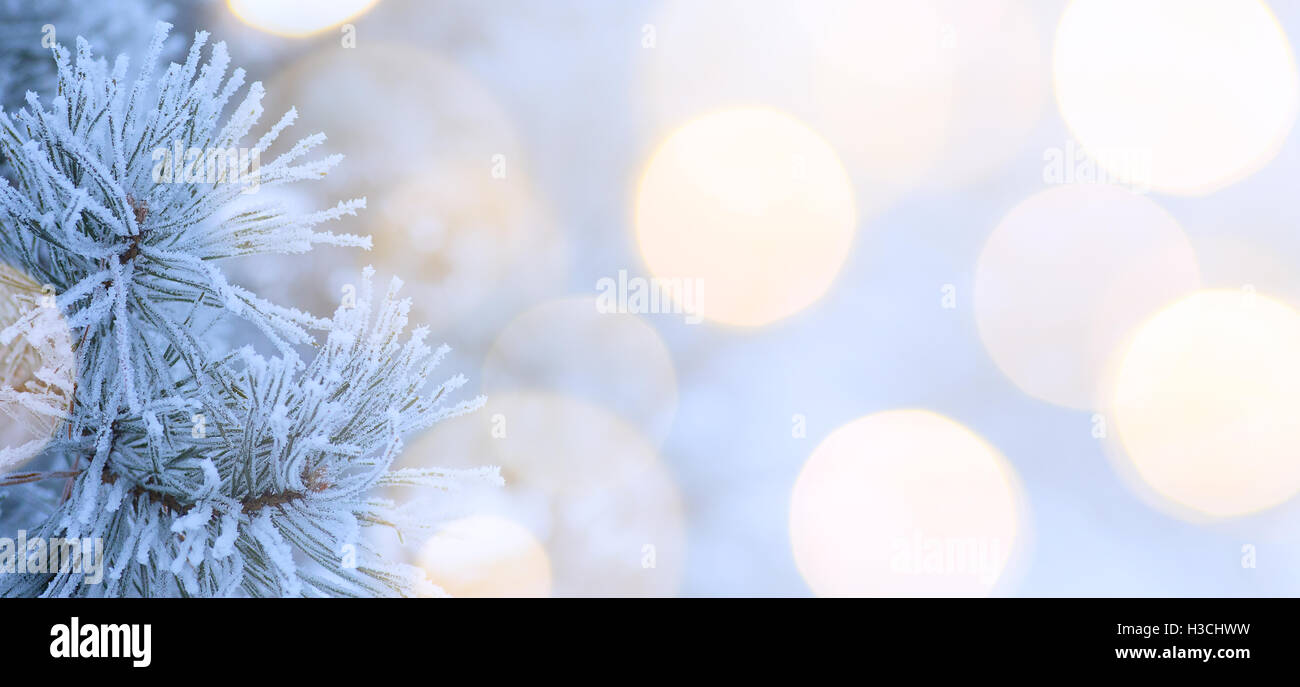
[0,470,80,487]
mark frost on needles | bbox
[0,24,494,597]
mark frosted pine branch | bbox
[0,24,493,597]
[0,23,371,418]
[1,270,490,597]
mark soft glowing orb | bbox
[481,297,677,446]
[790,410,1022,597]
[227,0,379,37]
[417,515,552,598]
[397,392,685,596]
[266,43,518,203]
[1113,290,1300,518]
[924,0,1051,188]
[642,0,954,209]
[0,264,75,472]
[974,184,1200,409]
[635,107,856,327]
[262,43,528,319]
[366,159,567,346]
[227,0,380,37]
[1053,0,1299,195]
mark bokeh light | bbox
[642,0,954,210]
[635,107,857,327]
[481,297,677,446]
[266,42,520,204]
[397,391,686,596]
[227,0,381,37]
[789,409,1023,597]
[260,42,541,326]
[922,0,1051,188]
[1113,290,1300,518]
[366,160,567,346]
[416,515,552,597]
[1053,0,1299,195]
[974,184,1200,409]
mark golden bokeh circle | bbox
[635,107,857,327]
[790,409,1023,597]
[1113,290,1300,518]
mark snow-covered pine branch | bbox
[0,23,372,420]
[0,24,493,597]
[1,269,491,597]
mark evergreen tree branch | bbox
[0,23,494,598]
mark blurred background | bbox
[22,0,1300,596]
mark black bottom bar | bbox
[2,598,1285,674]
